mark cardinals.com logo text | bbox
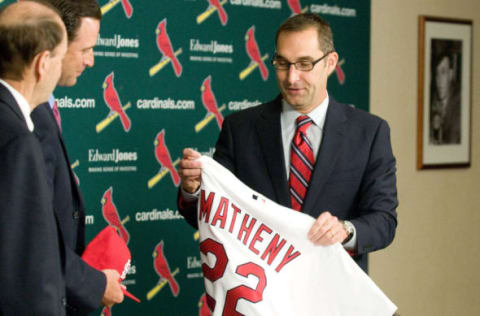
[97,72,132,133]
[149,18,183,77]
[239,25,269,81]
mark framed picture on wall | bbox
[417,16,472,169]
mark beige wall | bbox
[369,0,480,314]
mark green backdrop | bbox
[1,0,370,315]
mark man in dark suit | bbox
[0,1,68,314]
[30,1,124,315]
[178,13,398,273]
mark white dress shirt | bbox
[48,94,55,109]
[0,79,34,132]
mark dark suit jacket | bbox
[0,83,66,315]
[31,103,105,315]
[180,96,398,273]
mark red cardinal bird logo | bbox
[103,72,131,132]
[201,76,223,129]
[156,19,182,77]
[120,0,133,18]
[198,293,212,316]
[73,172,80,185]
[100,306,111,316]
[153,241,180,297]
[287,0,303,14]
[154,130,180,187]
[71,160,80,185]
[101,187,130,244]
[208,0,228,25]
[99,0,133,19]
[336,59,346,85]
[245,26,268,81]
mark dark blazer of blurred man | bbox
[0,1,68,315]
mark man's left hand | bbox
[307,211,348,246]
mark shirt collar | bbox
[0,79,35,132]
[281,94,329,130]
[48,94,55,109]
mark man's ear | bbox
[33,50,51,82]
[326,51,339,76]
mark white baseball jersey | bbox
[197,156,397,316]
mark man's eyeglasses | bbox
[271,52,332,72]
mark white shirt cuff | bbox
[181,186,200,202]
[342,223,357,251]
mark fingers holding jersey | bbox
[178,148,202,193]
[308,211,347,246]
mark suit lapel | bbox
[255,96,290,207]
[59,131,87,250]
[56,117,86,212]
[303,98,347,214]
[43,104,87,215]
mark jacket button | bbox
[73,211,79,220]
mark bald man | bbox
[0,1,68,315]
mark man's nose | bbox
[85,50,94,67]
[287,64,300,82]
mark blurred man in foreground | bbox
[0,1,68,314]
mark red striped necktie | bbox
[52,101,62,132]
[289,115,314,211]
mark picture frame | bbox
[417,16,472,169]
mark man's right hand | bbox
[101,269,124,307]
[178,148,202,193]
